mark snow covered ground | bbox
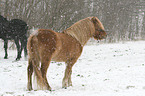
[0,41,145,96]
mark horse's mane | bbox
[63,17,103,46]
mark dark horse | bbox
[0,15,28,60]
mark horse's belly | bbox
[51,57,65,62]
[51,57,66,62]
[51,49,76,62]
[52,53,69,62]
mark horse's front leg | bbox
[68,70,72,86]
[62,58,77,88]
[4,39,8,59]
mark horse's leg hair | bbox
[31,58,47,90]
[40,56,52,90]
[62,58,78,88]
[4,39,8,59]
[27,59,33,91]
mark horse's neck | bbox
[77,32,91,46]
[64,29,92,46]
[64,18,95,46]
[73,25,94,46]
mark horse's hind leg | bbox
[62,58,77,88]
[41,56,52,90]
[24,38,27,58]
[27,59,33,91]
[20,36,27,60]
[14,39,21,60]
[4,39,8,59]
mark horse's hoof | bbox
[47,87,52,91]
[4,57,8,59]
[62,87,67,89]
[62,86,67,89]
[27,88,33,91]
[16,58,20,61]
[27,85,33,91]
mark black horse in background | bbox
[0,15,28,60]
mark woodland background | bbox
[0,0,145,43]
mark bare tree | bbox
[0,0,144,43]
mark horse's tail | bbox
[27,31,46,90]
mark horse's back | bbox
[9,19,27,27]
[9,19,28,36]
[52,32,83,62]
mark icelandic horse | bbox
[27,17,107,91]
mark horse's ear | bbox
[91,17,98,24]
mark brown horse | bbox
[27,17,107,91]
